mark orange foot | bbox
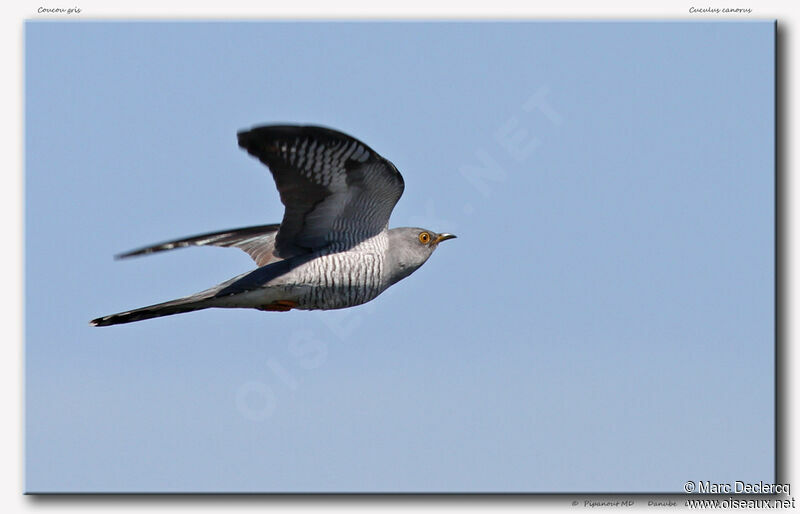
[258,300,299,312]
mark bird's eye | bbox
[418,232,431,244]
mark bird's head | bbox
[385,227,456,286]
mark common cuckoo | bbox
[90,125,456,327]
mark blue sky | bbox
[25,21,774,492]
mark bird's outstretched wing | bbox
[115,224,281,266]
[237,125,405,258]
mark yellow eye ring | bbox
[418,232,431,244]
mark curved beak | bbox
[433,233,457,244]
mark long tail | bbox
[90,294,215,327]
[91,255,304,327]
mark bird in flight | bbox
[90,125,456,327]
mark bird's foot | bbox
[257,300,299,312]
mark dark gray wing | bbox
[237,125,405,258]
[115,224,282,266]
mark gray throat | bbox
[384,234,427,287]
